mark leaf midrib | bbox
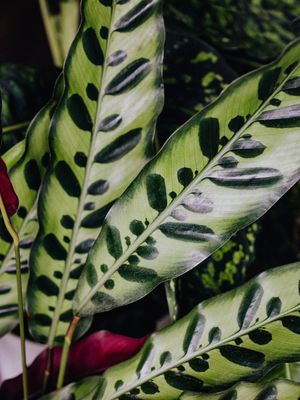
[47,2,117,347]
[76,55,300,313]
[110,303,300,399]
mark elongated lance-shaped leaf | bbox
[28,0,164,346]
[92,262,300,399]
[74,39,300,317]
[0,78,62,337]
[180,379,300,400]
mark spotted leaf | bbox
[181,379,300,399]
[75,40,300,317]
[92,262,300,399]
[0,77,62,338]
[28,0,164,346]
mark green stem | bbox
[164,280,178,322]
[285,363,292,380]
[0,196,28,400]
[2,121,30,134]
[42,348,53,393]
[57,316,80,389]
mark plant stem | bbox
[57,315,80,389]
[2,121,30,134]
[42,348,53,393]
[0,196,28,400]
[164,280,178,322]
[285,363,292,380]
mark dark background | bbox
[0,1,52,65]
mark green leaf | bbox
[180,379,300,399]
[0,77,62,337]
[74,39,300,317]
[28,0,164,346]
[40,376,99,400]
[175,224,258,318]
[93,262,300,399]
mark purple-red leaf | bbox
[0,330,147,399]
[0,158,19,216]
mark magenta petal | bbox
[0,158,19,216]
[0,331,147,399]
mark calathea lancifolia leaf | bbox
[175,224,258,318]
[93,262,300,399]
[74,39,300,317]
[28,0,164,346]
[0,77,63,337]
[180,379,300,399]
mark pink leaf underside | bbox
[0,158,19,216]
[0,330,147,399]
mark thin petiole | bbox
[0,195,28,400]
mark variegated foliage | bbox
[28,0,165,346]
[175,224,258,318]
[74,39,300,317]
[181,380,300,400]
[92,262,300,399]
[0,78,62,337]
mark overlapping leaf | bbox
[92,262,300,399]
[0,78,62,337]
[181,379,300,400]
[74,39,300,317]
[175,224,258,318]
[28,0,165,346]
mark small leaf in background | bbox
[0,158,19,216]
[0,331,147,399]
[0,64,58,153]
[165,0,300,72]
